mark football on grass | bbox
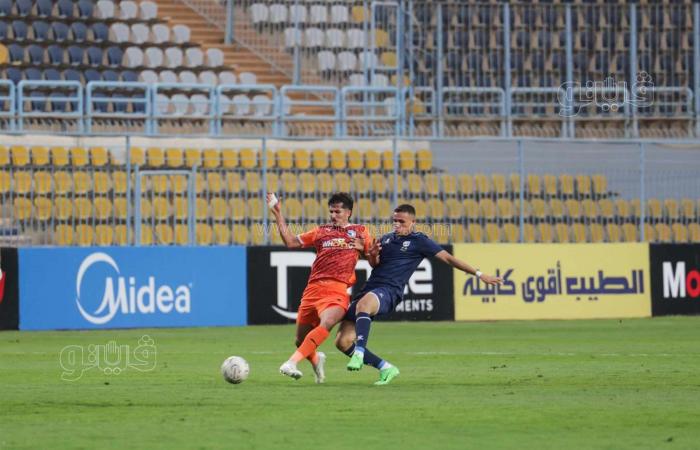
[221,356,250,384]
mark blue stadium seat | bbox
[8,44,24,63]
[106,46,124,67]
[113,93,127,113]
[12,20,29,41]
[63,69,82,83]
[6,68,22,84]
[57,0,75,18]
[51,92,68,112]
[91,23,109,42]
[15,0,31,17]
[0,21,8,39]
[92,91,109,112]
[27,45,44,65]
[44,68,61,81]
[51,22,70,42]
[77,0,94,18]
[85,69,102,83]
[67,46,84,65]
[28,91,46,112]
[132,94,146,113]
[71,22,88,42]
[36,0,53,18]
[25,68,42,80]
[102,70,120,82]
[32,21,50,41]
[0,0,11,16]
[121,70,138,83]
[87,46,103,66]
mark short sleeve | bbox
[361,227,373,254]
[420,235,444,257]
[297,227,319,248]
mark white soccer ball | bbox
[221,356,250,384]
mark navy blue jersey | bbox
[362,232,444,296]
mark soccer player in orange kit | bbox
[267,192,372,382]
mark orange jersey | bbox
[297,224,372,286]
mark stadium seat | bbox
[33,172,52,195]
[474,174,492,197]
[232,224,248,245]
[592,174,608,198]
[680,198,695,221]
[196,224,213,246]
[55,225,74,246]
[527,174,542,197]
[442,174,457,196]
[266,172,279,194]
[175,225,189,245]
[381,150,394,171]
[543,174,558,197]
[468,224,484,242]
[509,174,521,196]
[155,224,174,245]
[576,175,592,197]
[13,197,32,221]
[330,149,346,170]
[11,146,29,166]
[276,149,293,170]
[52,147,70,166]
[643,223,656,242]
[565,199,582,220]
[463,199,479,219]
[559,174,575,198]
[356,198,373,220]
[529,198,548,220]
[555,224,570,242]
[399,151,416,172]
[294,149,311,170]
[589,223,605,242]
[485,223,501,242]
[503,224,519,243]
[479,199,497,220]
[450,224,466,243]
[689,223,700,242]
[664,199,680,221]
[90,147,109,167]
[671,223,688,243]
[655,223,672,243]
[647,199,663,221]
[347,149,363,170]
[622,223,638,242]
[375,198,392,219]
[239,148,257,168]
[492,174,507,198]
[13,172,32,195]
[365,150,381,171]
[549,199,565,220]
[406,173,423,195]
[317,173,333,193]
[248,198,263,220]
[245,172,262,193]
[416,149,432,172]
[303,198,321,220]
[353,173,371,195]
[537,223,554,243]
[73,172,92,195]
[334,173,352,193]
[606,224,622,242]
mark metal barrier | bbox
[280,85,340,137]
[85,81,151,135]
[341,86,400,136]
[16,81,83,133]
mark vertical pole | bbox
[503,3,512,137]
[565,4,574,138]
[629,3,639,137]
[396,1,404,137]
[392,137,399,208]
[126,135,132,245]
[639,142,646,242]
[292,0,301,85]
[436,4,444,137]
[694,2,700,136]
[262,137,269,244]
[407,0,415,137]
[225,0,234,45]
[518,140,524,243]
[189,166,196,246]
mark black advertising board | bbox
[0,248,19,330]
[247,246,455,325]
[650,244,700,316]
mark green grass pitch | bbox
[1,318,699,449]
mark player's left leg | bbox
[335,319,394,371]
[347,291,381,370]
[286,305,345,373]
[280,303,318,380]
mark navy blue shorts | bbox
[344,287,403,321]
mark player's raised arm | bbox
[267,193,302,248]
[366,238,381,267]
[434,250,503,285]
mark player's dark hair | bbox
[328,192,354,211]
[394,204,416,216]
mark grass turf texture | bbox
[1,318,699,450]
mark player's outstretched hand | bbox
[350,236,365,252]
[479,273,503,286]
[266,193,281,214]
[368,238,382,258]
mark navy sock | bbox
[354,312,372,353]
[343,344,384,369]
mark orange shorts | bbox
[296,279,350,326]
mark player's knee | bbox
[357,296,375,314]
[294,338,302,348]
[335,333,352,352]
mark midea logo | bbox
[75,252,191,325]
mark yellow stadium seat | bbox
[424,173,440,196]
[399,151,416,172]
[245,172,262,193]
[606,224,622,242]
[357,198,373,220]
[643,223,656,242]
[479,199,497,219]
[352,5,367,22]
[527,174,542,197]
[449,224,466,243]
[353,173,371,195]
[485,223,501,242]
[559,174,574,197]
[165,148,184,168]
[299,172,315,194]
[496,199,515,220]
[375,198,392,219]
[492,174,507,197]
[13,171,32,195]
[380,51,397,67]
[275,149,292,170]
[555,224,570,242]
[112,171,127,195]
[55,225,74,245]
[406,173,423,195]
[76,225,94,246]
[51,146,70,166]
[204,197,224,221]
[140,226,154,245]
[235,148,254,168]
[631,199,642,218]
[680,198,695,220]
[74,172,92,195]
[266,172,279,194]
[284,198,302,220]
[11,145,29,166]
[13,197,32,221]
[381,150,394,171]
[129,146,145,166]
[228,198,245,221]
[172,197,188,220]
[213,224,231,245]
[0,146,8,166]
[270,226,284,245]
[293,149,311,170]
[232,224,249,245]
[31,146,50,166]
[549,199,565,220]
[90,147,109,167]
[95,225,114,246]
[114,197,127,219]
[204,172,224,193]
[543,174,558,197]
[94,197,113,220]
[576,174,592,197]
[184,148,201,168]
[0,171,9,194]
[474,173,491,196]
[93,172,111,194]
[74,198,93,220]
[672,223,688,243]
[468,224,484,242]
[114,225,128,245]
[509,173,521,196]
[249,224,266,245]
[416,149,432,172]
[33,172,52,195]
[193,197,207,221]
[530,198,548,220]
[347,149,363,170]
[446,198,463,219]
[374,28,389,47]
[565,199,582,220]
[589,223,605,242]
[365,150,381,171]
[655,223,672,243]
[598,199,615,220]
[330,149,346,170]
[312,149,329,169]
[664,199,679,220]
[463,199,479,218]
[155,224,174,245]
[194,173,205,195]
[150,174,168,195]
[71,147,89,167]
[152,196,171,220]
[427,198,445,219]
[615,199,631,218]
[442,174,457,196]
[303,198,321,219]
[523,223,537,243]
[203,149,221,168]
[170,175,187,195]
[174,225,189,245]
[248,197,263,220]
[196,223,213,245]
[538,223,554,242]
[146,147,164,167]
[369,173,388,196]
[592,174,607,197]
[647,199,663,221]
[622,223,638,242]
[34,197,52,221]
[334,173,352,192]
[317,173,333,192]
[503,224,519,243]
[689,223,700,242]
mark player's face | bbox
[392,212,415,235]
[328,202,352,226]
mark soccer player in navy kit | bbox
[335,204,503,385]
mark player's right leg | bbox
[347,291,381,370]
[279,303,318,380]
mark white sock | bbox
[378,361,393,370]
